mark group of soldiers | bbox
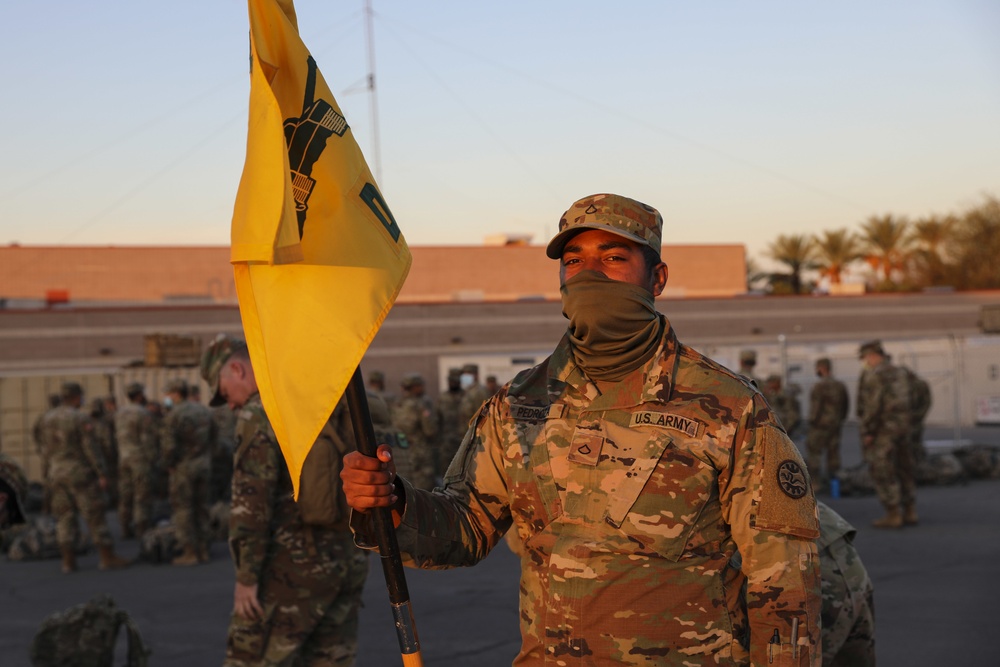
[737,342,932,529]
[22,378,236,572]
[366,364,500,491]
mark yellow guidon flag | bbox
[231,0,411,496]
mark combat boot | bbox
[172,545,200,566]
[60,546,78,574]
[872,508,904,529]
[98,545,130,570]
[903,504,919,526]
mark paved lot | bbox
[2,425,998,666]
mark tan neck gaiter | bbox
[560,270,664,382]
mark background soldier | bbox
[391,373,438,491]
[38,382,128,573]
[858,340,916,528]
[806,358,850,487]
[33,394,61,515]
[457,363,490,428]
[434,368,465,481]
[366,370,396,414]
[763,374,803,438]
[738,349,763,387]
[89,397,119,509]
[161,378,215,565]
[817,502,876,666]
[115,382,158,539]
[210,404,238,504]
[202,336,368,666]
[901,366,932,465]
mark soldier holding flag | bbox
[343,194,822,666]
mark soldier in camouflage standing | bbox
[434,368,465,481]
[806,358,849,487]
[343,193,821,665]
[738,349,763,387]
[202,336,368,666]
[763,373,803,438]
[857,340,916,528]
[391,373,438,491]
[210,404,238,503]
[39,382,129,573]
[89,397,119,507]
[901,366,932,465]
[33,394,61,515]
[115,382,158,539]
[456,363,491,428]
[161,378,215,565]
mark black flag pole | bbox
[345,366,423,667]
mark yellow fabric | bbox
[232,0,411,496]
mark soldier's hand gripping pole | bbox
[346,366,424,667]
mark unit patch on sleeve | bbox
[629,411,702,438]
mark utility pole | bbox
[365,0,382,185]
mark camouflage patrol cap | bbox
[858,340,885,358]
[815,357,832,369]
[0,453,28,526]
[369,371,386,384]
[401,372,425,389]
[125,382,145,398]
[546,193,663,259]
[461,363,479,375]
[447,367,462,378]
[739,349,757,364]
[200,334,247,407]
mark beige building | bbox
[0,243,747,305]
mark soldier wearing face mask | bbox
[342,193,822,666]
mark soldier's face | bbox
[559,229,667,296]
[218,360,254,410]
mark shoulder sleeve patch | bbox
[754,426,820,540]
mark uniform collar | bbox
[548,314,680,410]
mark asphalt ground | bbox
[2,424,998,667]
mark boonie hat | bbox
[546,193,663,259]
[858,340,885,358]
[200,334,247,407]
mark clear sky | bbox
[1,0,998,261]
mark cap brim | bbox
[545,224,649,259]
[208,381,226,407]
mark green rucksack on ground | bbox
[31,594,150,667]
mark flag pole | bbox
[345,366,423,667]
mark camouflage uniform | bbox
[38,405,115,551]
[210,405,238,503]
[763,376,803,438]
[457,381,491,429]
[391,390,438,491]
[435,378,465,479]
[857,359,915,518]
[360,325,821,665]
[817,502,875,667]
[90,398,119,507]
[225,393,368,666]
[0,451,28,534]
[902,368,932,465]
[162,399,215,558]
[114,401,158,537]
[806,375,849,483]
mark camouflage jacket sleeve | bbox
[228,403,280,586]
[78,413,107,478]
[723,394,822,667]
[353,395,510,567]
[858,372,883,437]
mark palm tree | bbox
[812,228,862,285]
[765,234,816,294]
[909,215,953,287]
[859,214,911,286]
[946,197,1000,289]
